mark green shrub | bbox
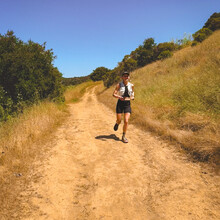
[203,12,220,31]
[193,28,213,42]
[0,31,64,121]
[158,50,172,60]
[103,70,120,88]
[0,86,14,121]
[90,67,111,81]
[191,41,198,47]
[123,56,137,72]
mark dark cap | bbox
[121,71,130,76]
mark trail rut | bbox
[21,88,219,220]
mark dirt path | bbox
[22,88,219,220]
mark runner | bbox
[112,71,134,143]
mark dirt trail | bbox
[22,87,219,220]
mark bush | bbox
[90,67,111,81]
[0,87,14,121]
[203,12,220,31]
[191,41,198,47]
[193,28,213,42]
[123,56,137,72]
[62,76,90,86]
[0,31,64,121]
[103,70,120,88]
[158,50,172,60]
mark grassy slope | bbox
[98,31,220,164]
[64,80,101,103]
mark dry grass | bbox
[0,102,66,166]
[134,31,220,116]
[97,31,220,165]
[0,80,100,218]
[0,101,68,219]
[64,80,101,103]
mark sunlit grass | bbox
[98,31,220,163]
[0,101,66,168]
[0,101,68,218]
[64,80,101,103]
[0,77,100,218]
[133,31,220,118]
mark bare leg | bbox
[116,113,122,125]
[123,113,130,134]
[114,113,122,131]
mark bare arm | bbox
[113,84,124,101]
[131,85,134,100]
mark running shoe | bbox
[122,136,128,143]
[114,123,119,131]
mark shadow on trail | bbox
[95,134,120,142]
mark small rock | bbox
[14,173,22,177]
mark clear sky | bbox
[0,0,219,77]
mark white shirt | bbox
[118,82,134,98]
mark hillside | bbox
[62,75,90,86]
[1,86,219,219]
[97,30,220,164]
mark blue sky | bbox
[0,0,219,77]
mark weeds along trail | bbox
[0,101,68,220]
[7,87,220,220]
[98,31,220,165]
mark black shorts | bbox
[116,100,131,114]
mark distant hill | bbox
[62,75,90,86]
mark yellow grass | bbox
[0,102,66,166]
[0,101,67,218]
[97,31,220,164]
[0,80,100,218]
[64,80,101,103]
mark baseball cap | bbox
[122,71,130,76]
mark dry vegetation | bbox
[97,31,220,165]
[64,80,101,103]
[0,102,66,169]
[0,81,99,218]
[0,101,68,218]
[0,31,219,218]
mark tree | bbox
[143,38,156,50]
[0,30,64,121]
[103,67,121,88]
[90,67,111,81]
[157,42,175,52]
[137,47,155,67]
[155,42,176,60]
[120,55,137,72]
[203,12,220,31]
[193,28,213,42]
[158,50,172,60]
[123,57,137,72]
[62,76,90,86]
[136,38,156,67]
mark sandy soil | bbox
[21,87,219,220]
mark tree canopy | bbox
[90,67,111,81]
[203,12,220,31]
[0,31,64,121]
